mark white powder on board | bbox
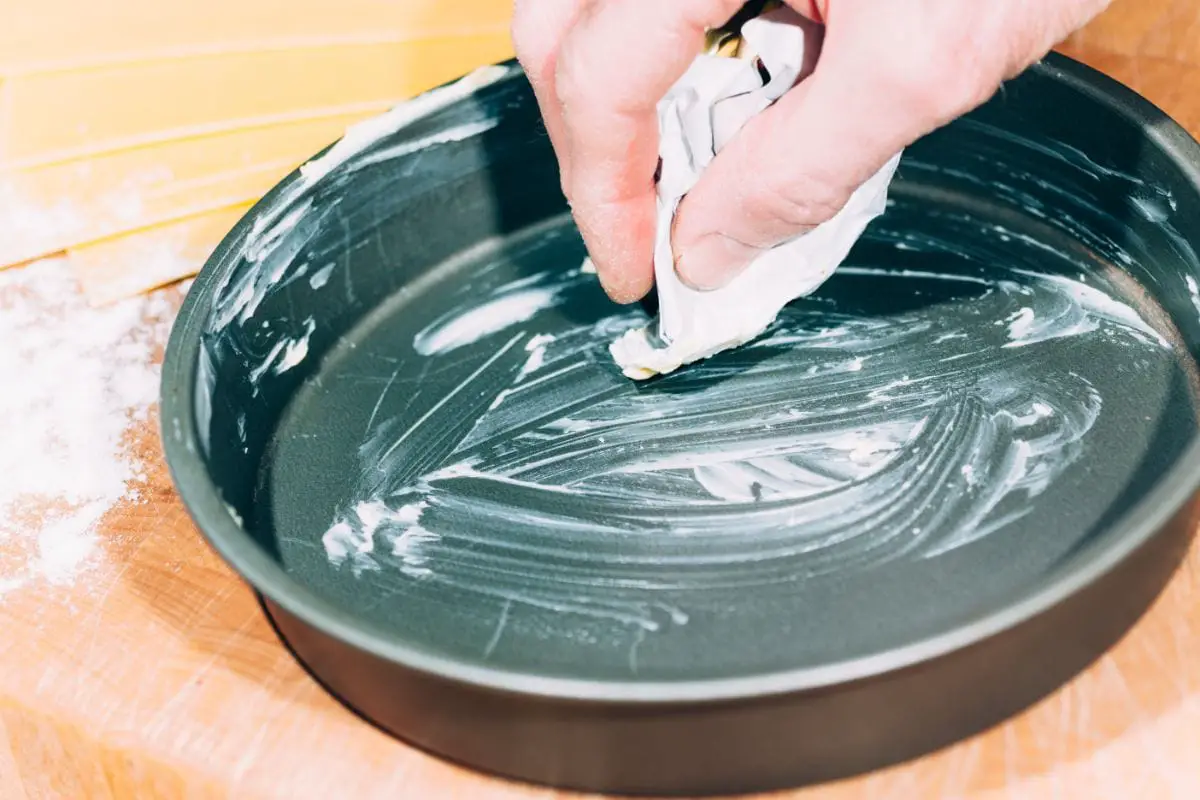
[0,257,174,595]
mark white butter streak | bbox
[320,259,1169,634]
[1187,275,1200,319]
[209,64,514,340]
[200,64,516,448]
[308,263,335,290]
[414,286,562,356]
[1003,269,1170,349]
[299,67,510,185]
[248,317,316,384]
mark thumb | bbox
[671,46,988,290]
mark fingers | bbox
[671,53,936,289]
[517,0,1111,301]
[552,0,748,303]
[672,0,1113,291]
[671,8,1004,290]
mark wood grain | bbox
[3,0,1200,797]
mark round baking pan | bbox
[161,53,1200,796]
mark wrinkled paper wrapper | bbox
[609,7,902,379]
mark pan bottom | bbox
[256,190,1198,686]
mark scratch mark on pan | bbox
[339,210,357,307]
[483,598,512,659]
[375,334,524,465]
[628,626,647,675]
[365,365,404,436]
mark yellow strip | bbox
[0,0,515,74]
[69,204,256,306]
[2,33,514,164]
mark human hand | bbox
[511,0,1111,302]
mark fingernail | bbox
[675,234,761,291]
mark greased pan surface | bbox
[161,55,1200,795]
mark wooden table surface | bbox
[4,2,1200,797]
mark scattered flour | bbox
[0,258,174,595]
[0,181,87,268]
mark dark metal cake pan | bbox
[161,53,1200,796]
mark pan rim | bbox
[161,52,1200,704]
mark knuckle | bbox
[757,176,850,233]
[875,32,1000,121]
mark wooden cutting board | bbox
[3,2,1200,797]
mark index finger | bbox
[553,0,747,303]
[511,0,593,186]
